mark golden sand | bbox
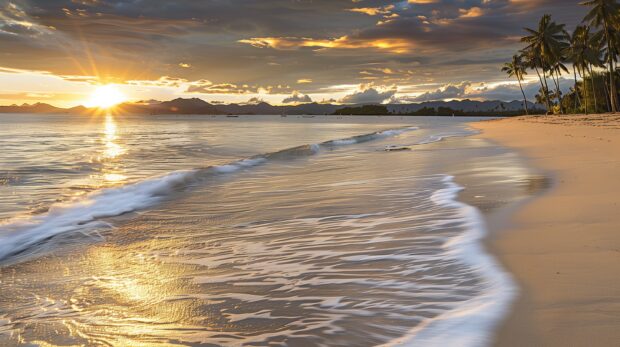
[472,115,620,346]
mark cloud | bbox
[238,36,413,54]
[459,7,485,18]
[392,78,576,103]
[0,0,587,107]
[412,82,472,101]
[0,2,54,37]
[185,79,290,94]
[246,97,264,104]
[186,81,255,94]
[340,85,396,104]
[466,78,575,101]
[282,91,312,104]
[128,76,189,88]
[348,5,394,16]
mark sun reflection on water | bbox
[103,173,128,182]
[59,244,203,346]
[103,115,125,159]
[99,114,128,184]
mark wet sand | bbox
[472,114,620,346]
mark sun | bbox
[85,85,127,109]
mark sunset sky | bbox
[0,0,584,107]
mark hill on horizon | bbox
[0,97,543,116]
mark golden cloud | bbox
[459,7,485,18]
[407,0,440,3]
[126,76,189,88]
[348,5,394,16]
[186,80,290,94]
[239,36,413,54]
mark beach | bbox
[0,113,617,346]
[472,115,620,346]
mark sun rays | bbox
[85,85,127,109]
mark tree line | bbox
[503,0,620,115]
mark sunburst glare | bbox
[86,85,126,109]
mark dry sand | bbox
[472,114,620,346]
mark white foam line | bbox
[322,127,418,147]
[380,175,516,347]
[0,157,271,262]
[415,131,476,146]
[0,169,198,261]
[0,126,418,263]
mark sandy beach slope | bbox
[472,115,620,347]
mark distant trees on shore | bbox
[331,104,545,117]
[332,105,389,115]
[503,0,620,115]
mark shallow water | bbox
[0,114,539,346]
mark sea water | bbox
[0,114,538,346]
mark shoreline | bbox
[470,114,620,346]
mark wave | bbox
[381,129,477,152]
[415,130,479,145]
[0,126,417,264]
[392,129,479,149]
[380,176,516,347]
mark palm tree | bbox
[550,60,569,113]
[566,27,586,112]
[502,55,530,115]
[521,48,551,112]
[588,30,606,111]
[581,0,620,112]
[602,25,620,110]
[522,15,569,114]
[535,87,551,107]
[568,25,604,113]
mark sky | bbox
[0,0,586,107]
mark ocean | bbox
[0,114,541,346]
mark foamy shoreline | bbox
[471,114,620,346]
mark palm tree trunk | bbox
[534,66,549,113]
[517,78,529,115]
[605,27,619,112]
[556,73,564,114]
[603,74,612,112]
[588,65,598,112]
[573,65,580,113]
[581,68,589,115]
[542,69,552,113]
[551,70,563,114]
[613,60,619,112]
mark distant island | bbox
[0,97,544,116]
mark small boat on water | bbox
[226,115,239,118]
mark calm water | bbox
[0,114,538,346]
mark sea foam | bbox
[0,126,417,263]
[379,176,516,347]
